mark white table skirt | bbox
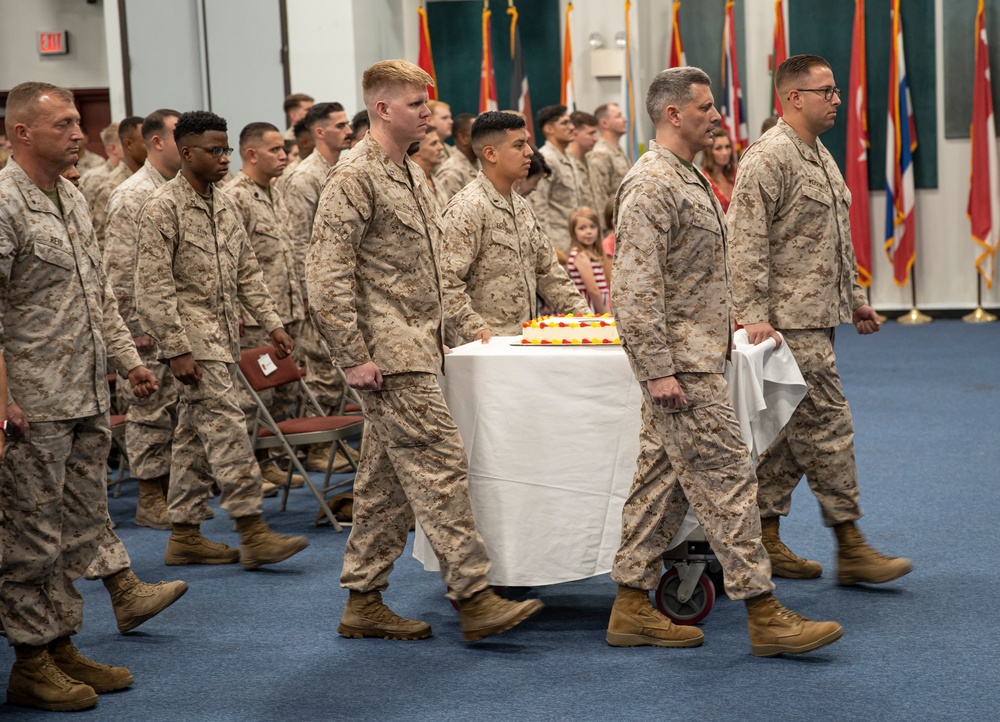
[412,332,806,587]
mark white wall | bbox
[0,0,108,91]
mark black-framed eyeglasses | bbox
[191,145,234,157]
[795,87,841,101]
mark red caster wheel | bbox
[654,567,715,625]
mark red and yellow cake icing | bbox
[519,314,621,345]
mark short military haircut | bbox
[774,54,832,98]
[594,103,617,123]
[174,110,227,145]
[303,102,345,132]
[645,66,712,124]
[118,115,144,141]
[283,93,314,115]
[293,117,310,140]
[100,122,120,147]
[361,59,434,106]
[453,113,476,139]
[526,146,552,179]
[350,109,370,134]
[471,111,526,159]
[4,81,74,136]
[240,121,281,151]
[570,111,598,129]
[536,104,568,132]
[142,108,180,142]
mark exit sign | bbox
[38,31,69,56]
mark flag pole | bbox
[962,273,998,322]
[897,266,932,324]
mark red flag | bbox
[772,0,788,116]
[561,2,575,110]
[846,0,872,287]
[417,2,437,101]
[508,3,535,143]
[479,2,498,114]
[720,1,748,155]
[968,0,1000,288]
[884,0,918,287]
[669,1,686,68]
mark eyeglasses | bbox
[795,86,842,101]
[191,145,234,157]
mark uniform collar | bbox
[174,173,221,215]
[648,140,708,189]
[5,158,80,217]
[476,171,517,216]
[776,117,826,165]
[141,159,169,189]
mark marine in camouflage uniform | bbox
[308,64,542,642]
[133,111,308,573]
[441,171,588,341]
[588,121,632,211]
[433,145,479,201]
[530,141,584,256]
[727,55,911,586]
[607,67,842,656]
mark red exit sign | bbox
[38,31,70,56]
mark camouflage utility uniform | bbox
[433,150,479,202]
[588,136,632,212]
[135,175,283,523]
[529,143,584,255]
[283,151,342,411]
[0,160,143,645]
[307,136,491,601]
[727,118,868,527]
[610,142,774,601]
[441,172,587,340]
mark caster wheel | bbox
[654,568,715,625]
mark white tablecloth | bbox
[413,333,806,587]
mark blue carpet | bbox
[1,320,998,720]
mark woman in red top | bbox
[699,127,736,211]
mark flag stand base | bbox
[961,306,997,323]
[897,308,932,325]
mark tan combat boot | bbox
[235,515,309,569]
[834,521,913,585]
[458,588,544,642]
[305,442,334,473]
[7,644,98,712]
[164,523,240,565]
[337,591,432,640]
[103,568,189,633]
[760,516,823,579]
[745,592,843,657]
[606,585,704,648]
[135,475,170,530]
[260,461,306,491]
[48,637,133,693]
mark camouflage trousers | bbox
[298,315,344,413]
[118,353,178,480]
[756,328,863,526]
[169,361,263,523]
[83,518,132,580]
[0,413,110,646]
[341,373,491,601]
[611,373,774,601]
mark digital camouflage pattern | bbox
[441,172,587,340]
[134,174,283,364]
[222,171,305,329]
[83,520,132,580]
[306,136,446,376]
[433,149,479,202]
[611,375,774,600]
[610,143,772,601]
[612,141,732,382]
[282,150,332,301]
[342,373,491,601]
[726,118,868,328]
[588,136,632,213]
[528,143,585,255]
[87,162,132,254]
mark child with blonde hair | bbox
[566,207,611,313]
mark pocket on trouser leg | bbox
[673,405,748,471]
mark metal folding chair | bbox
[237,345,364,531]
